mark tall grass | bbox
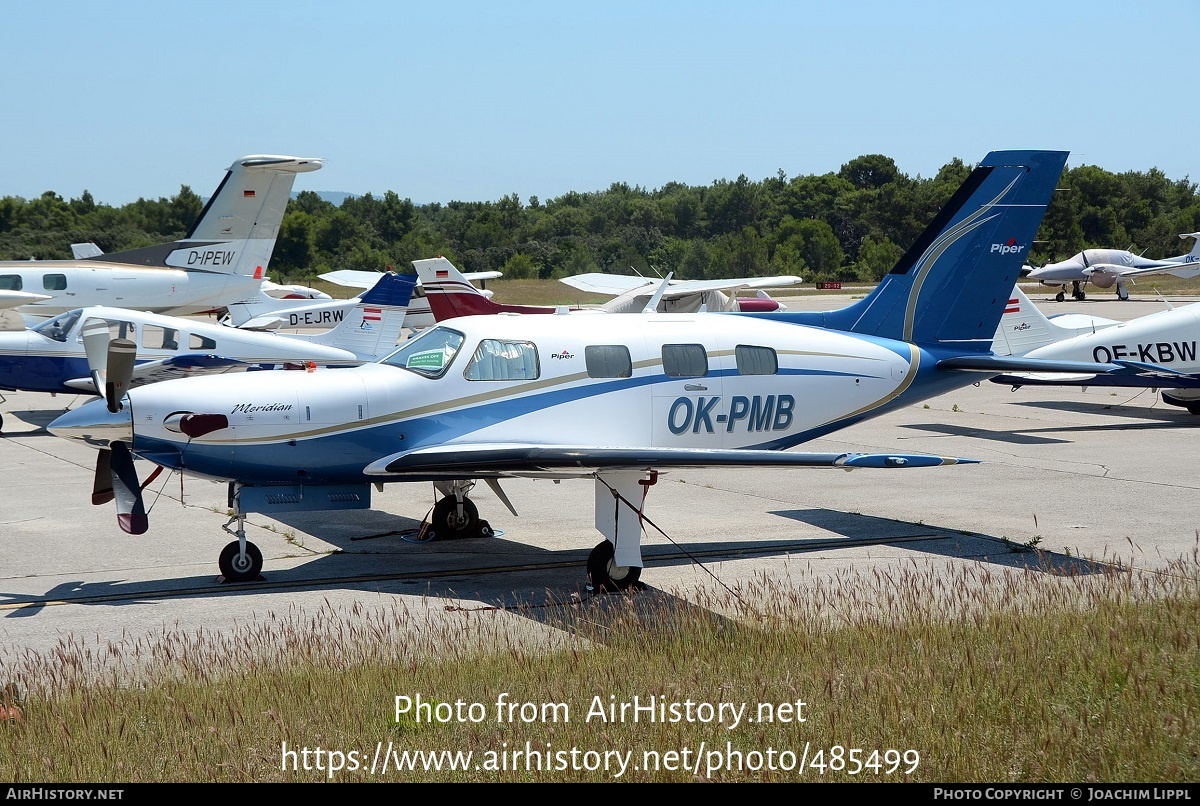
[1,549,1197,782]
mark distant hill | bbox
[296,190,357,206]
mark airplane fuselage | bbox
[85,313,965,486]
[1023,303,1200,371]
[1,259,265,317]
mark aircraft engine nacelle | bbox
[1089,271,1117,289]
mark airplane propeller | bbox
[80,328,149,534]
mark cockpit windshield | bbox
[380,326,465,378]
[31,310,81,343]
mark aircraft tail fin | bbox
[1165,233,1200,279]
[990,285,1079,356]
[307,273,417,359]
[414,257,550,320]
[100,155,322,278]
[781,151,1068,352]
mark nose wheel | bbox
[219,515,263,582]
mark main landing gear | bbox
[428,480,494,540]
[220,515,264,582]
[587,539,642,593]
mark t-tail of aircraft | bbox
[295,273,417,360]
[990,285,1120,356]
[85,155,323,279]
[415,257,557,319]
[770,151,1069,353]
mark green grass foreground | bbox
[1,554,1197,783]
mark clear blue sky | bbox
[6,0,1193,206]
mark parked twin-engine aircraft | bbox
[0,273,415,431]
[559,271,801,313]
[989,284,1200,412]
[227,267,504,330]
[0,155,322,319]
[51,150,1154,589]
[1024,233,1200,301]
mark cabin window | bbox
[662,344,708,378]
[735,345,778,376]
[464,339,539,381]
[381,325,465,378]
[585,345,632,378]
[143,325,179,351]
[190,333,217,350]
[42,274,67,291]
[87,317,136,342]
[32,310,80,343]
[0,275,22,291]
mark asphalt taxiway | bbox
[0,290,1196,668]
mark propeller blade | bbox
[91,450,114,505]
[81,319,110,395]
[110,441,148,535]
[105,338,137,413]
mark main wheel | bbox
[430,496,480,540]
[1073,289,1086,300]
[1116,285,1129,301]
[219,540,263,582]
[587,540,642,593]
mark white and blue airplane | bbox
[0,155,323,319]
[49,150,1162,589]
[0,273,416,431]
[989,284,1200,412]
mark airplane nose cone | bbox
[48,399,133,449]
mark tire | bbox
[1116,286,1129,301]
[219,540,263,582]
[1055,291,1065,302]
[430,496,480,540]
[587,540,642,593]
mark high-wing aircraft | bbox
[0,155,322,319]
[0,273,416,431]
[560,271,801,313]
[988,284,1200,412]
[51,150,1156,589]
[1024,233,1200,301]
[228,267,505,330]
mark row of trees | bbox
[2,155,1198,285]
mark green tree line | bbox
[2,155,1197,285]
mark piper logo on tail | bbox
[990,238,1026,256]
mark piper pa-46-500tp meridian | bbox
[0,155,322,319]
[49,150,1168,589]
[1024,232,1200,302]
[0,273,416,431]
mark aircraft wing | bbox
[1088,261,1196,280]
[559,274,657,296]
[939,354,1200,388]
[560,274,803,298]
[323,269,502,288]
[363,443,975,478]
[63,355,251,393]
[0,290,52,310]
[320,270,389,289]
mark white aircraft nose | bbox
[49,399,133,449]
